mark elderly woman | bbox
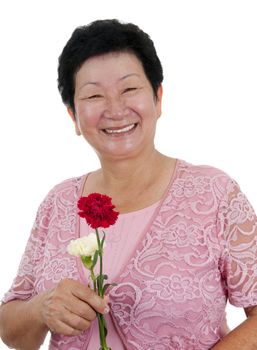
[0,19,256,350]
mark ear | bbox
[67,107,81,136]
[156,84,163,118]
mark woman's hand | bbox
[39,278,109,336]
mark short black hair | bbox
[57,19,163,113]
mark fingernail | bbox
[104,306,110,314]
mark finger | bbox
[71,285,109,315]
[49,319,82,337]
[63,308,91,331]
[64,299,97,322]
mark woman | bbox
[0,19,256,350]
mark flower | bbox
[77,193,119,228]
[67,193,119,350]
[67,233,98,257]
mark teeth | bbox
[104,124,135,134]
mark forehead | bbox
[75,51,145,82]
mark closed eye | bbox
[87,94,103,99]
[123,87,138,93]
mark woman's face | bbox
[71,51,162,161]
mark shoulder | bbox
[41,174,86,209]
[32,175,86,231]
[178,159,236,183]
[173,159,238,199]
[178,159,231,179]
[49,175,86,198]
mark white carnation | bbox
[67,233,98,257]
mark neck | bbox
[97,148,167,193]
[83,148,176,213]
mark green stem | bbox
[95,228,104,297]
[97,313,109,349]
[95,228,110,349]
[90,268,97,292]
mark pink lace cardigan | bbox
[2,160,257,349]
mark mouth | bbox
[102,123,138,135]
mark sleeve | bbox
[1,188,55,304]
[218,178,257,308]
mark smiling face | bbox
[70,51,162,161]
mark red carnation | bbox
[77,193,119,229]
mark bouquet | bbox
[67,193,119,350]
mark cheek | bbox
[126,96,147,117]
[76,103,102,127]
[132,92,158,116]
[135,100,159,122]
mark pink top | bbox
[81,201,160,349]
[2,159,257,350]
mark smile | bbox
[103,123,137,135]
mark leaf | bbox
[103,282,117,294]
[97,274,108,285]
[103,283,111,294]
[96,275,103,283]
[96,274,104,291]
[92,250,99,268]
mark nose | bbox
[104,95,127,119]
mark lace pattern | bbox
[109,162,257,349]
[2,160,257,350]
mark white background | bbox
[0,0,256,348]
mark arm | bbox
[0,294,48,350]
[213,178,257,349]
[212,306,257,350]
[0,279,109,350]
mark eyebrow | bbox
[119,73,141,81]
[78,73,141,90]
